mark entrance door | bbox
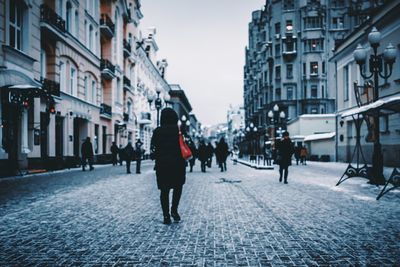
[55,116,64,157]
[40,112,48,158]
[73,118,80,157]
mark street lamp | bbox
[245,123,258,156]
[268,104,286,141]
[353,27,396,185]
[147,88,169,126]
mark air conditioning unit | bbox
[275,34,280,39]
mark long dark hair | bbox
[160,108,178,126]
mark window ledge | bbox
[2,45,36,67]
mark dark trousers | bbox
[189,161,195,172]
[207,158,212,168]
[201,160,207,172]
[82,156,93,171]
[126,160,131,173]
[219,161,226,171]
[279,165,288,182]
[136,160,141,173]
[160,186,183,217]
[112,154,118,166]
[119,155,123,166]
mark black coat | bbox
[197,143,208,161]
[216,141,229,162]
[151,125,186,190]
[277,138,294,168]
[81,140,93,157]
[124,144,134,161]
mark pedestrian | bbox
[110,142,119,166]
[232,145,239,165]
[300,146,308,165]
[294,145,301,165]
[276,131,294,184]
[206,142,214,168]
[216,138,229,172]
[197,140,208,173]
[264,143,272,166]
[81,137,94,171]
[150,108,186,225]
[124,142,134,173]
[187,138,197,172]
[134,139,144,174]
[118,144,124,166]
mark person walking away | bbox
[187,139,197,172]
[264,142,272,166]
[110,142,119,166]
[232,146,239,165]
[206,142,214,168]
[151,108,186,225]
[300,146,308,165]
[118,144,124,166]
[124,142,134,174]
[198,141,208,173]
[276,131,294,184]
[216,138,229,172]
[134,139,144,174]
[81,137,94,171]
[294,145,301,165]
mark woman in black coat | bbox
[150,108,186,224]
[276,131,294,184]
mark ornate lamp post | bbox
[268,104,286,141]
[353,27,396,185]
[147,88,169,127]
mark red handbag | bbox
[179,131,193,161]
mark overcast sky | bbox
[141,0,265,126]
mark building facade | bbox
[226,105,245,148]
[332,0,400,167]
[244,0,385,145]
[0,0,184,176]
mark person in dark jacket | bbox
[197,141,208,172]
[276,131,294,184]
[187,138,197,172]
[206,142,214,168]
[110,142,119,166]
[151,108,186,225]
[81,137,94,171]
[134,139,144,174]
[124,142,134,174]
[216,138,229,172]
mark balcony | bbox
[100,59,116,80]
[41,78,60,97]
[137,112,152,125]
[40,4,66,40]
[123,39,131,58]
[100,103,112,118]
[123,112,129,122]
[282,50,297,61]
[123,76,131,91]
[100,14,115,39]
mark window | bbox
[304,38,324,52]
[59,61,66,92]
[311,85,318,98]
[310,62,318,75]
[275,23,280,35]
[127,101,132,119]
[286,20,293,32]
[70,67,77,96]
[9,0,24,50]
[304,85,307,98]
[74,10,79,37]
[84,76,88,101]
[89,25,93,50]
[304,16,322,29]
[380,115,389,133]
[116,78,121,103]
[92,80,96,104]
[40,49,47,79]
[303,63,306,76]
[283,0,294,10]
[66,2,72,32]
[275,43,281,56]
[285,41,295,52]
[286,64,293,79]
[321,85,325,98]
[275,66,281,79]
[322,61,325,74]
[344,65,349,101]
[332,17,344,29]
[287,87,294,100]
[276,88,281,101]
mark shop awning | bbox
[341,96,400,118]
[0,68,42,89]
[304,132,335,142]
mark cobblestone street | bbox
[0,161,399,266]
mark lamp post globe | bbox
[384,43,397,63]
[368,27,381,47]
[181,115,187,122]
[354,44,367,65]
[273,104,279,112]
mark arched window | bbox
[84,76,88,101]
[68,61,78,96]
[66,2,72,32]
[127,101,132,119]
[91,80,96,104]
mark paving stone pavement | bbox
[0,161,399,266]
